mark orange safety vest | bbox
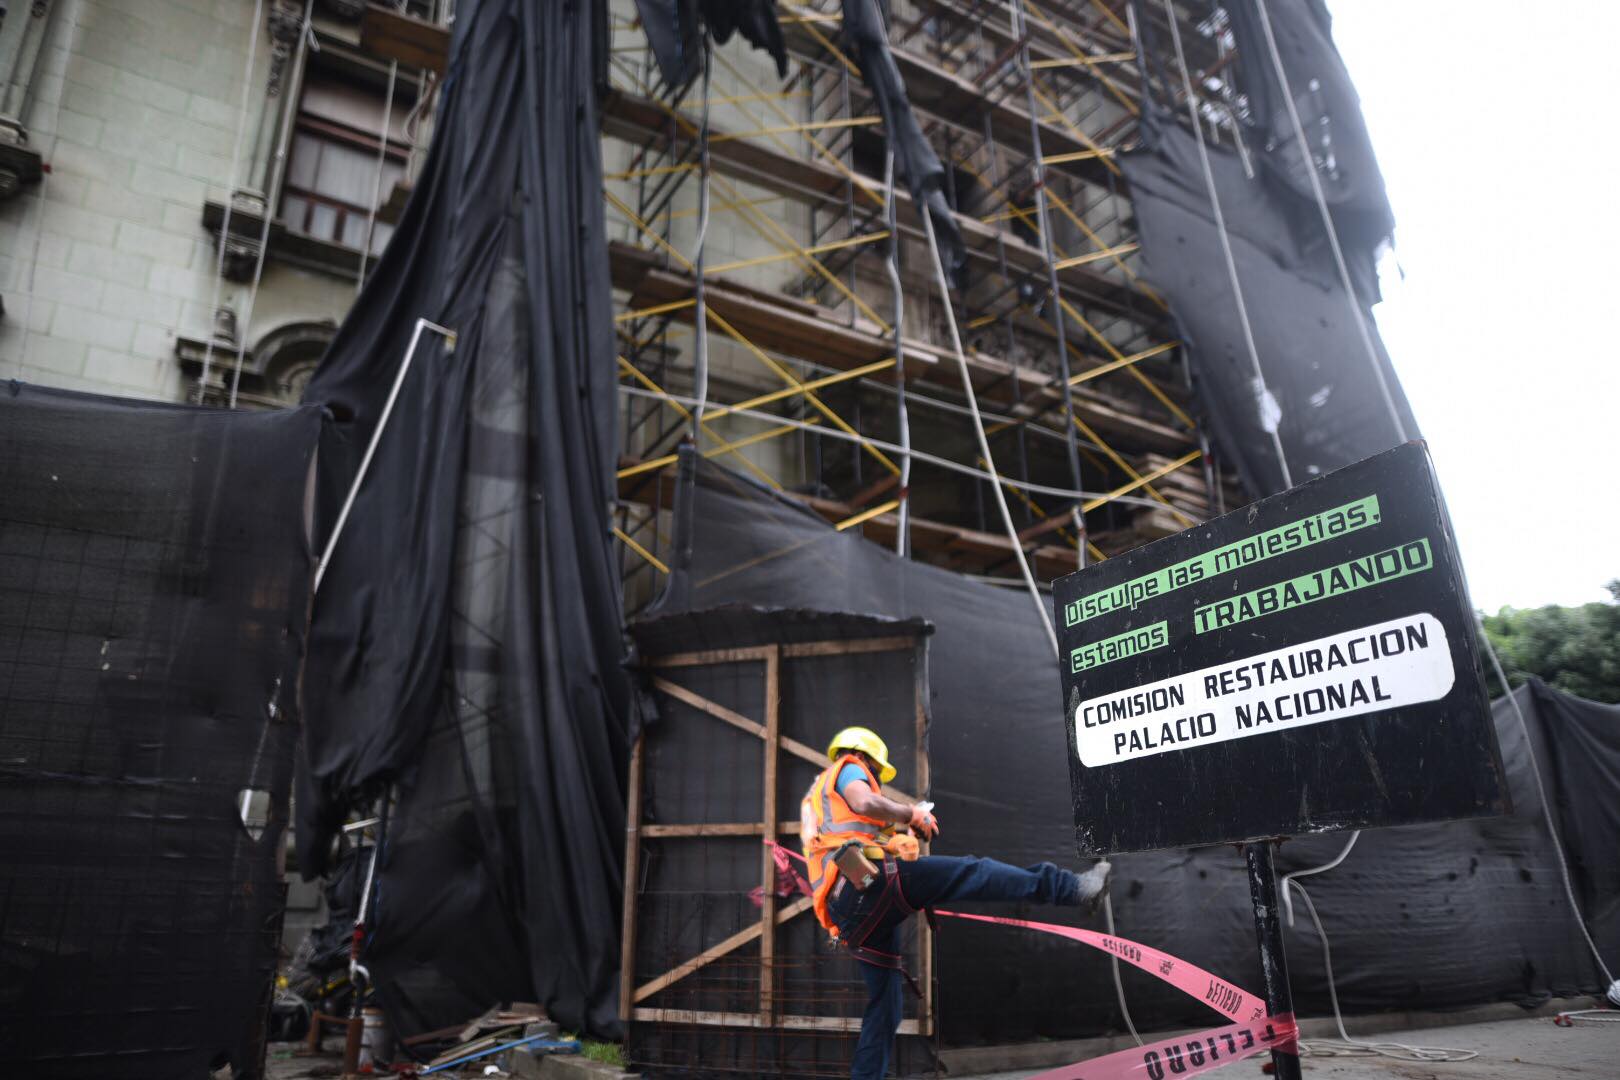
[800,754,894,936]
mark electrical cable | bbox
[921,211,1059,659]
[1102,894,1142,1045]
[1159,0,1292,489]
[197,0,266,401]
[1249,0,1407,444]
[1279,830,1476,1061]
[1279,829,1358,931]
[1285,872,1477,1062]
[689,37,714,438]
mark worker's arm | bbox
[840,780,911,824]
[842,781,940,837]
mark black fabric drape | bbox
[842,0,966,278]
[635,0,788,88]
[646,451,1617,1044]
[297,0,631,1038]
[0,384,321,1078]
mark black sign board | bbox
[1055,442,1508,855]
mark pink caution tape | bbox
[760,840,1291,1079]
[934,910,1266,1024]
[1024,1014,1298,1080]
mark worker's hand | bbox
[909,804,939,840]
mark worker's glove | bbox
[909,805,939,840]
[889,833,921,861]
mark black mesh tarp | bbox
[647,450,1618,1045]
[296,0,632,1039]
[840,0,965,277]
[0,383,321,1078]
[1120,112,1418,499]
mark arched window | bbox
[178,320,336,409]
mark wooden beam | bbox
[360,3,448,73]
[914,638,934,1036]
[648,645,777,668]
[631,896,813,1004]
[649,677,916,799]
[640,822,801,838]
[629,1007,921,1035]
[759,646,781,1026]
[848,472,901,510]
[1016,510,1078,546]
[651,677,765,738]
[780,636,921,658]
[612,256,1190,455]
[619,735,645,1022]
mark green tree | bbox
[1479,580,1620,703]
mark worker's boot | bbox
[1071,860,1112,913]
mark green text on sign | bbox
[1071,621,1170,674]
[1064,496,1382,627]
[1193,538,1434,634]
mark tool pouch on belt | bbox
[833,840,880,890]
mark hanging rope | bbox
[196,0,266,402]
[882,148,912,556]
[227,0,317,408]
[356,59,400,296]
[921,211,1060,660]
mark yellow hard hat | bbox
[826,726,897,784]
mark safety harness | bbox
[788,753,938,1000]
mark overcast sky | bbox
[1327,3,1618,612]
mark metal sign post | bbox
[1244,841,1301,1080]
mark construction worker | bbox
[801,726,1111,1080]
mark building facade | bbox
[0,0,435,406]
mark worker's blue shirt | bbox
[836,763,873,799]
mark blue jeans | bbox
[829,855,1079,1080]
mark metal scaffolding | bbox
[602,0,1243,610]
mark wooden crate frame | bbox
[622,634,933,1036]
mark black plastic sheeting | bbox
[648,450,1618,1045]
[296,0,632,1040]
[840,0,966,279]
[635,0,788,88]
[1121,1,1414,497]
[1222,0,1394,300]
[0,384,321,1078]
